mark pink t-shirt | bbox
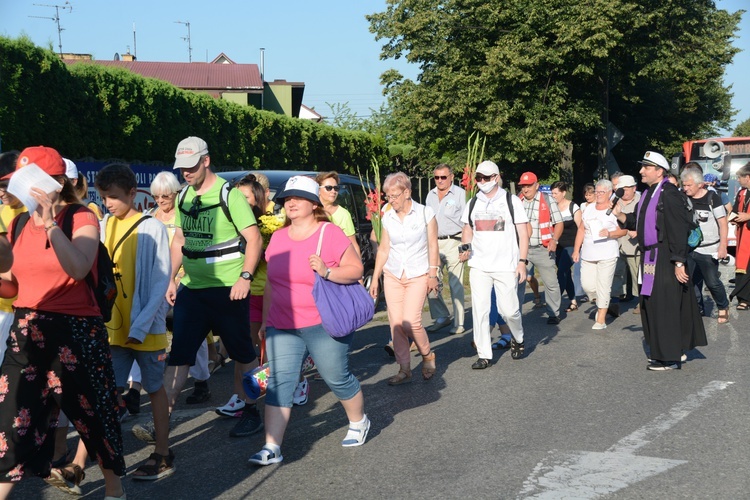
[265,222,352,329]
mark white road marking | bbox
[518,380,734,499]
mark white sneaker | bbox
[591,322,607,330]
[215,394,245,417]
[341,415,370,447]
[292,378,309,406]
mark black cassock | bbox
[623,182,707,363]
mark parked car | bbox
[217,170,381,303]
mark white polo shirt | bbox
[382,201,436,279]
[461,188,528,273]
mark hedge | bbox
[0,36,388,173]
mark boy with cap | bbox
[613,151,707,370]
[147,137,263,439]
[517,171,564,324]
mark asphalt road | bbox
[12,276,750,499]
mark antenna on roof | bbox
[133,22,137,59]
[175,20,192,62]
[30,1,73,56]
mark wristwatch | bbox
[674,262,684,268]
[240,271,254,281]
[519,259,529,264]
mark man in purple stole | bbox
[613,151,707,370]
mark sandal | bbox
[387,369,412,386]
[492,338,511,350]
[421,352,436,380]
[132,449,176,481]
[510,339,525,360]
[532,298,546,309]
[566,301,579,312]
[738,302,749,311]
[208,353,226,375]
[44,463,85,495]
[718,309,729,324]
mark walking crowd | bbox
[0,139,747,498]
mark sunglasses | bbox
[475,174,495,182]
[322,185,340,191]
[154,193,176,199]
[188,195,202,219]
[434,175,449,181]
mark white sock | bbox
[350,415,368,427]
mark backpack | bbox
[467,189,518,243]
[11,205,119,322]
[177,182,246,259]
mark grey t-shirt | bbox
[692,190,726,255]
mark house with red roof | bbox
[63,51,306,118]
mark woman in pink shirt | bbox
[248,176,369,466]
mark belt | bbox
[438,233,461,240]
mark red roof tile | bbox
[64,60,263,91]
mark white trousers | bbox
[581,258,618,310]
[470,268,524,360]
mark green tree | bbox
[734,117,750,137]
[369,0,743,182]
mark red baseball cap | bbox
[2,146,66,180]
[518,172,538,185]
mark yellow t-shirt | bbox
[0,205,27,313]
[105,213,168,351]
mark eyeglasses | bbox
[188,195,202,219]
[385,191,404,201]
[594,191,608,195]
[154,193,176,199]
[322,185,340,191]
[475,174,495,183]
[434,175,449,181]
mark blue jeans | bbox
[556,246,576,301]
[265,324,360,408]
[688,252,729,310]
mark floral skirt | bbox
[0,308,125,481]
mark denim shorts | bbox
[110,346,166,394]
[265,324,360,408]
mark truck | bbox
[672,137,750,250]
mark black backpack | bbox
[11,205,118,322]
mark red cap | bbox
[518,172,538,185]
[2,146,66,180]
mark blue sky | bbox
[0,0,748,133]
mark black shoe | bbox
[384,343,395,357]
[510,339,525,360]
[123,388,141,415]
[229,404,264,437]
[186,381,211,404]
[546,316,561,325]
[607,303,620,318]
[471,358,490,370]
[620,294,635,303]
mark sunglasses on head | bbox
[188,195,202,219]
[322,185,340,191]
[434,175,449,181]
[475,174,495,182]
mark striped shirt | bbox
[522,191,563,246]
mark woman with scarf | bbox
[730,163,750,310]
[614,151,706,371]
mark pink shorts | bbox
[249,294,264,323]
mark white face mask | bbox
[477,180,497,193]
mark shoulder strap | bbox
[219,183,234,225]
[468,197,478,229]
[505,190,515,225]
[11,212,31,247]
[61,204,86,239]
[110,215,153,259]
[177,185,190,214]
[315,223,330,257]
